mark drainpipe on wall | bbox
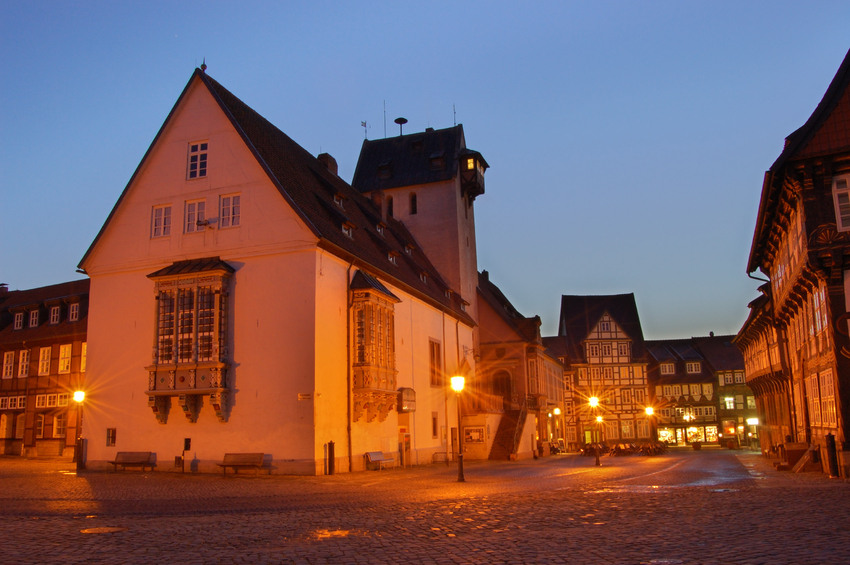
[346,262,354,472]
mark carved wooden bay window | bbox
[145,257,233,423]
[350,271,399,422]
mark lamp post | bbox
[450,375,465,482]
[589,396,601,466]
[645,406,656,442]
[73,390,85,470]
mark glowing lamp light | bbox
[553,407,561,415]
[645,407,654,416]
[73,390,85,404]
[746,418,759,426]
[596,415,603,423]
[588,396,599,408]
[450,375,465,393]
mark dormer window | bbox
[334,193,346,209]
[29,310,39,328]
[686,361,701,374]
[466,157,475,170]
[660,363,675,375]
[388,251,399,265]
[342,222,355,239]
[405,244,415,255]
[49,306,61,325]
[378,161,392,179]
[420,272,428,284]
[69,303,80,322]
[429,152,445,170]
[13,312,23,330]
[376,223,386,236]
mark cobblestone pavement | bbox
[1,449,849,564]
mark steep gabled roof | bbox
[557,293,647,362]
[79,69,472,325]
[351,125,487,193]
[748,48,850,272]
[691,334,744,372]
[645,338,713,385]
[477,270,540,343]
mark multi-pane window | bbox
[156,285,224,365]
[152,205,172,237]
[220,194,241,228]
[13,312,23,330]
[18,349,29,377]
[38,347,51,376]
[69,303,80,322]
[185,200,206,233]
[80,342,87,372]
[35,414,44,439]
[724,397,735,410]
[54,414,66,438]
[618,343,629,357]
[820,370,836,426]
[660,363,674,375]
[187,142,208,179]
[702,383,713,397]
[686,362,701,374]
[832,176,850,231]
[59,344,72,374]
[602,343,612,356]
[429,340,442,387]
[58,393,69,406]
[29,310,39,328]
[2,352,13,379]
[690,384,701,397]
[49,306,60,324]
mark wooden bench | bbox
[109,451,155,472]
[217,452,266,475]
[365,451,394,470]
[432,451,450,464]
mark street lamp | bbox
[588,397,601,466]
[450,375,465,482]
[73,390,85,470]
[595,415,603,466]
[645,406,656,442]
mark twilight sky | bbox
[2,1,849,339]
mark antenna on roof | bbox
[394,117,407,136]
[453,104,456,126]
[383,101,387,138]
[200,58,207,73]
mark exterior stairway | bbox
[488,408,523,460]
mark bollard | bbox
[825,433,840,478]
[327,440,335,475]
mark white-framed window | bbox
[18,349,29,377]
[621,389,632,404]
[29,310,39,328]
[660,363,675,375]
[724,397,735,410]
[35,414,44,439]
[38,347,51,376]
[35,394,46,408]
[702,383,713,398]
[690,384,701,397]
[152,205,172,237]
[2,352,14,379]
[600,321,611,332]
[58,344,72,374]
[618,343,629,357]
[54,414,66,438]
[187,141,208,179]
[49,306,60,324]
[832,175,850,231]
[220,194,241,228]
[13,312,23,330]
[0,397,7,409]
[734,371,745,384]
[620,419,633,438]
[587,344,599,357]
[46,394,57,407]
[686,361,701,374]
[820,369,836,426]
[81,342,86,372]
[69,303,80,322]
[602,343,612,356]
[185,200,206,233]
[58,393,69,407]
[724,372,734,385]
[663,385,672,397]
[672,385,681,397]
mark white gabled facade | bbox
[79,70,476,474]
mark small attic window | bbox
[334,193,346,209]
[429,152,445,170]
[404,243,415,255]
[420,272,428,284]
[466,157,475,170]
[388,251,399,265]
[376,222,386,236]
[378,161,392,179]
[342,222,355,239]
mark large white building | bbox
[78,68,487,474]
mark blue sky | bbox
[2,1,849,338]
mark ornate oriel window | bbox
[350,270,399,423]
[145,257,233,423]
